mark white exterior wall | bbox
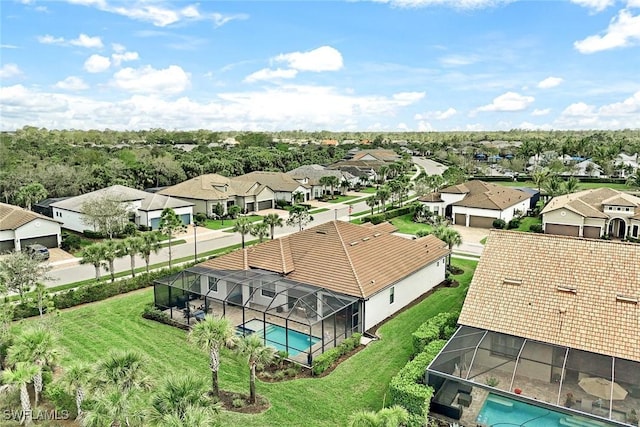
[52,208,91,233]
[452,199,530,226]
[440,192,466,207]
[542,208,584,231]
[420,201,445,216]
[14,220,62,250]
[274,186,311,203]
[142,206,193,227]
[363,260,447,331]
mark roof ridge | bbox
[334,221,366,298]
[279,239,287,273]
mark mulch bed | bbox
[218,390,270,414]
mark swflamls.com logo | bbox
[2,409,70,421]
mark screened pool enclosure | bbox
[153,266,362,365]
[426,326,640,425]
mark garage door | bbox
[545,223,580,236]
[246,202,255,213]
[0,240,15,253]
[179,213,191,226]
[454,213,466,226]
[19,234,58,248]
[469,216,495,229]
[258,200,273,210]
[150,218,161,230]
[583,226,601,239]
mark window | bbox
[389,287,395,304]
[208,276,218,292]
[261,282,275,298]
[625,207,630,212]
[436,261,439,267]
[633,225,639,238]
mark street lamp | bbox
[192,222,197,263]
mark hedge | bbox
[411,311,459,356]
[312,333,362,375]
[363,205,415,224]
[389,339,446,425]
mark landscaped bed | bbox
[26,259,476,426]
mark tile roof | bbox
[459,230,640,362]
[350,149,401,162]
[286,165,352,186]
[50,185,151,213]
[441,180,530,210]
[235,171,310,192]
[0,203,62,231]
[200,220,449,298]
[159,174,269,200]
[418,192,443,203]
[540,187,640,217]
[138,193,193,211]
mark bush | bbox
[312,333,361,375]
[507,218,521,230]
[142,303,169,322]
[492,219,506,229]
[194,212,207,225]
[43,383,76,417]
[232,398,245,408]
[529,223,544,233]
[368,214,386,225]
[82,229,105,239]
[138,224,151,232]
[119,222,138,237]
[275,199,289,209]
[61,232,82,252]
[411,311,459,356]
[274,370,286,381]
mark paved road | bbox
[412,156,448,176]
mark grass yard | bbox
[389,213,433,236]
[204,215,263,230]
[28,259,475,427]
[359,187,378,194]
[326,195,359,204]
[309,207,330,214]
[515,216,542,232]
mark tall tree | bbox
[286,205,313,231]
[250,222,269,243]
[430,226,462,269]
[292,191,305,205]
[188,316,237,398]
[102,239,120,283]
[531,168,551,192]
[263,213,284,240]
[237,335,275,404]
[81,195,131,239]
[376,186,391,213]
[159,208,186,268]
[139,232,162,274]
[148,375,218,426]
[366,196,378,216]
[93,350,152,394]
[15,182,48,211]
[60,362,92,419]
[118,236,143,278]
[80,243,107,282]
[0,251,52,301]
[626,169,640,188]
[233,217,254,249]
[1,362,39,426]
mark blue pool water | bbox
[477,394,607,427]
[241,320,320,356]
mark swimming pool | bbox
[241,320,320,356]
[477,394,608,427]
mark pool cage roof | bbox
[154,266,359,325]
[427,326,640,424]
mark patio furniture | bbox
[192,309,206,321]
[578,377,628,400]
[458,392,472,407]
[580,398,592,413]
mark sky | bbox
[1,0,639,132]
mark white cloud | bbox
[0,63,22,79]
[439,54,479,66]
[112,51,139,67]
[532,108,551,116]
[244,68,298,83]
[415,107,457,120]
[574,9,640,53]
[84,54,111,73]
[569,0,615,13]
[537,76,563,89]
[111,65,190,94]
[376,0,513,9]
[54,76,89,90]
[274,46,343,72]
[628,0,640,8]
[112,43,126,53]
[69,33,103,48]
[417,120,434,131]
[1,44,19,49]
[476,91,535,112]
[392,92,426,104]
[38,34,65,44]
[597,90,640,116]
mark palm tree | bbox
[321,175,340,199]
[1,362,39,426]
[60,362,92,419]
[378,165,389,185]
[237,334,275,404]
[159,208,186,268]
[358,175,370,188]
[233,216,254,249]
[80,243,107,281]
[292,191,305,205]
[626,169,640,188]
[250,222,269,243]
[564,176,580,194]
[93,350,152,394]
[148,375,218,426]
[81,388,145,427]
[102,239,120,283]
[543,175,566,197]
[139,232,161,274]
[376,186,391,213]
[531,168,551,192]
[7,326,59,406]
[156,407,215,427]
[319,175,332,198]
[340,177,350,195]
[366,196,378,216]
[118,236,143,278]
[16,182,48,211]
[188,315,237,398]
[431,226,462,269]
[263,213,284,240]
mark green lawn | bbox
[359,187,378,194]
[496,181,633,191]
[309,207,330,214]
[33,259,476,426]
[326,195,359,204]
[515,216,542,232]
[389,213,433,236]
[204,215,263,230]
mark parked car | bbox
[24,244,50,261]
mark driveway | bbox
[451,225,487,257]
[412,156,448,176]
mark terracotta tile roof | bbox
[362,221,399,234]
[350,149,401,162]
[459,230,640,362]
[201,220,449,298]
[159,174,269,201]
[441,180,530,210]
[418,192,443,203]
[235,171,310,192]
[0,203,62,231]
[541,187,640,217]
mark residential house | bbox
[344,148,401,162]
[287,165,358,199]
[51,185,193,233]
[561,159,602,177]
[418,180,531,228]
[153,220,449,365]
[541,187,640,239]
[427,230,640,425]
[159,174,275,215]
[235,171,311,203]
[615,153,639,178]
[0,203,63,252]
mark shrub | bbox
[275,199,289,209]
[411,311,459,355]
[232,398,245,408]
[142,303,169,322]
[285,367,299,377]
[312,333,361,375]
[529,223,543,233]
[82,229,105,239]
[274,370,286,381]
[485,376,500,387]
[492,219,506,229]
[507,218,521,230]
[194,212,207,225]
[138,224,151,232]
[117,222,138,237]
[61,232,82,252]
[368,214,385,225]
[43,383,76,417]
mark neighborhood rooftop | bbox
[541,187,640,219]
[442,180,531,210]
[458,229,640,362]
[0,202,61,231]
[200,220,449,298]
